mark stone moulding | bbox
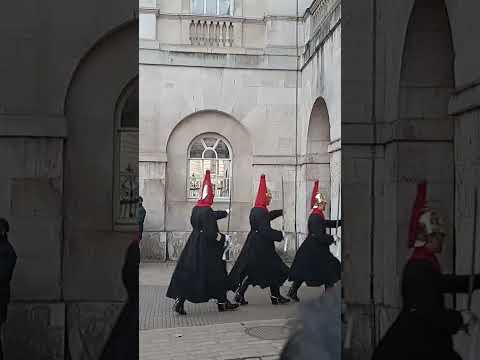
[0,114,67,138]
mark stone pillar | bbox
[139,157,167,261]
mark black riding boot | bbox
[173,297,186,315]
[287,281,302,302]
[234,277,250,305]
[217,294,239,312]
[270,286,290,305]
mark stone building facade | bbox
[0,1,137,358]
[139,0,342,262]
[343,0,480,358]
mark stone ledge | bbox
[0,114,67,138]
[140,50,298,71]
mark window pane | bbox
[188,159,203,198]
[117,131,139,223]
[203,149,217,159]
[121,83,138,128]
[216,140,230,158]
[206,0,217,15]
[217,160,230,197]
[203,137,217,147]
[192,0,204,14]
[190,139,204,158]
[219,0,231,15]
[203,159,217,173]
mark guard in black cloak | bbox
[99,235,139,360]
[0,218,17,360]
[166,170,239,314]
[372,183,480,360]
[229,174,290,305]
[287,180,342,302]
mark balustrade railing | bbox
[189,19,234,47]
[309,0,338,37]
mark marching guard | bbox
[166,170,239,315]
[372,183,480,360]
[287,180,342,301]
[228,174,290,305]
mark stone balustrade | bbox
[189,18,235,47]
[309,0,338,37]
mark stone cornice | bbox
[140,50,298,71]
[0,114,67,138]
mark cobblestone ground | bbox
[140,262,324,359]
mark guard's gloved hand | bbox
[461,310,479,334]
[216,233,223,242]
[225,209,231,215]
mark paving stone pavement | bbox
[140,262,326,359]
[140,318,288,360]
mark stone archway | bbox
[297,97,337,247]
[396,0,454,272]
[163,110,252,261]
[63,21,138,359]
[305,97,331,216]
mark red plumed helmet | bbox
[196,170,214,207]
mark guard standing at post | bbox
[136,196,146,240]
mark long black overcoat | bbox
[0,237,16,324]
[228,208,288,290]
[372,258,480,360]
[288,215,341,287]
[166,206,228,302]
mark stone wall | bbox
[0,2,138,358]
[342,0,480,358]
[139,0,342,262]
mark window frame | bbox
[113,78,139,231]
[191,0,234,16]
[187,133,233,203]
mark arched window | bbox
[187,134,232,201]
[192,0,233,16]
[114,78,139,226]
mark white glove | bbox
[461,310,479,334]
[225,209,231,215]
[225,234,232,243]
[216,233,223,241]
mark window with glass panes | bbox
[188,135,232,200]
[192,0,233,16]
[115,79,139,225]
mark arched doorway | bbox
[165,110,252,260]
[303,97,335,230]
[396,0,454,272]
[64,21,138,300]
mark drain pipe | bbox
[294,0,299,251]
